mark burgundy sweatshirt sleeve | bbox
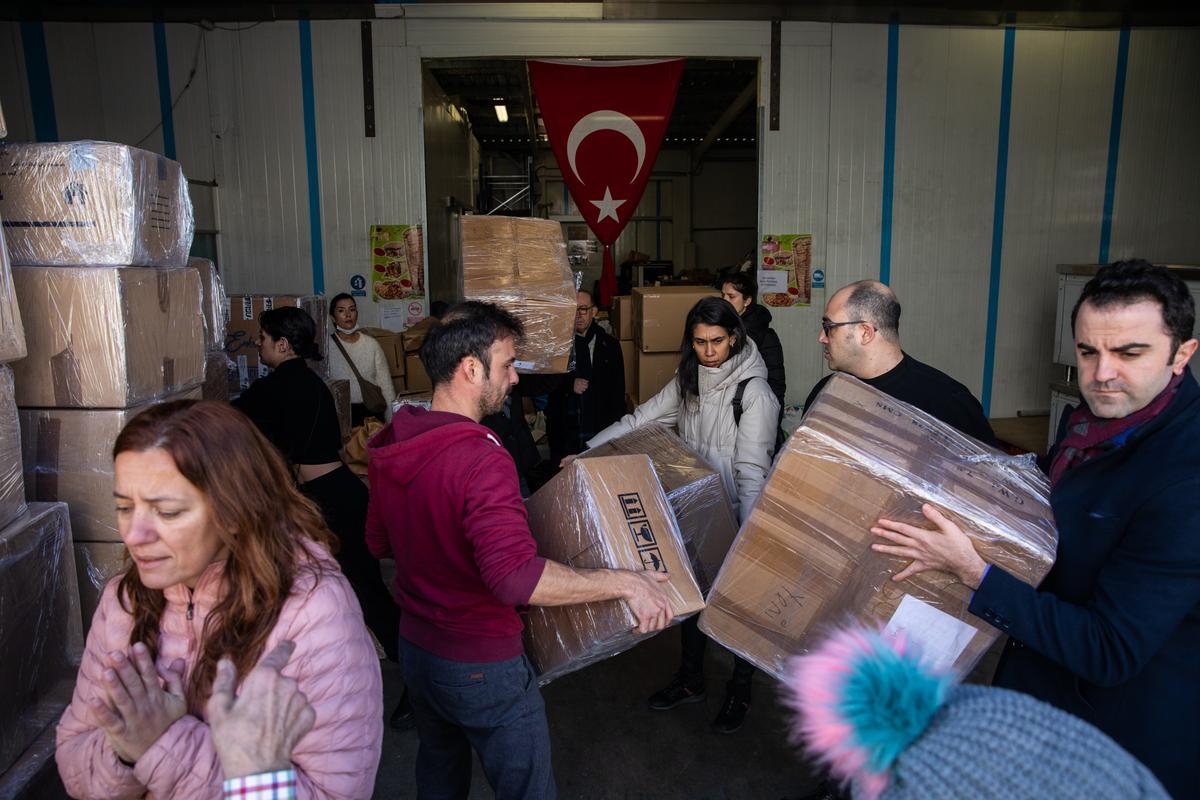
[462,447,547,606]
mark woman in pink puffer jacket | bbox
[56,400,382,799]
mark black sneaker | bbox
[712,685,750,733]
[647,674,706,711]
[389,689,415,731]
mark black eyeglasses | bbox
[576,305,595,314]
[821,318,867,336]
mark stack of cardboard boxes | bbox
[399,316,435,394]
[0,142,205,638]
[630,286,718,404]
[461,215,576,374]
[0,141,186,790]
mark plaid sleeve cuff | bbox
[222,770,297,799]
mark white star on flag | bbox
[590,186,626,223]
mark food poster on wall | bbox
[759,234,812,308]
[371,224,426,303]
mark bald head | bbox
[834,280,901,343]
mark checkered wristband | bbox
[222,769,297,799]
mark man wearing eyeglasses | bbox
[547,289,627,463]
[802,280,996,445]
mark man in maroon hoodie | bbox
[366,301,673,800]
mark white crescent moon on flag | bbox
[566,110,646,184]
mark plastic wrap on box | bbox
[632,286,719,353]
[223,294,328,395]
[0,215,26,364]
[0,720,60,800]
[190,257,226,350]
[0,141,193,267]
[11,265,205,408]
[201,349,232,401]
[524,455,705,684]
[460,215,576,373]
[74,542,128,634]
[20,389,200,543]
[700,374,1058,680]
[327,378,351,442]
[581,423,738,595]
[0,502,83,777]
[0,366,24,529]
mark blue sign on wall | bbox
[350,274,367,297]
[812,268,825,289]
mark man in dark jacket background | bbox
[870,261,1200,798]
[548,289,626,462]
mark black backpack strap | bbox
[731,377,753,426]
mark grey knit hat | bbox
[782,627,1169,800]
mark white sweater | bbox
[327,332,397,420]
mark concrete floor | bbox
[374,629,822,799]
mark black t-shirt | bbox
[803,354,997,446]
[232,358,343,465]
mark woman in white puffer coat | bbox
[583,296,780,734]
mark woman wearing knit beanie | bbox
[783,626,1170,800]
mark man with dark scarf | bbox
[868,261,1200,800]
[547,290,627,463]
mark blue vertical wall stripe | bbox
[298,21,325,294]
[20,22,58,142]
[879,22,899,285]
[980,27,1016,417]
[152,22,177,159]
[1099,28,1130,264]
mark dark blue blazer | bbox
[970,371,1200,800]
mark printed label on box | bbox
[883,594,976,672]
[263,297,274,311]
[241,297,253,320]
[639,548,667,573]
[627,519,656,548]
[618,492,646,520]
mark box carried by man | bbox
[524,454,704,683]
[701,374,1058,679]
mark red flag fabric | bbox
[528,58,684,306]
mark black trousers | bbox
[679,615,755,697]
[301,464,399,661]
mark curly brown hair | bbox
[113,399,337,712]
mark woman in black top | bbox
[232,307,411,727]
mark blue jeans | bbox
[399,637,556,800]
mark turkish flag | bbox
[528,58,684,306]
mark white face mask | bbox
[335,323,360,334]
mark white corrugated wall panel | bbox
[989,31,1066,418]
[165,23,215,181]
[890,27,1003,397]
[311,20,424,315]
[0,23,34,141]
[207,23,312,294]
[762,26,832,405]
[825,24,887,291]
[1110,29,1200,264]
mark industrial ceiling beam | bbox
[691,76,757,173]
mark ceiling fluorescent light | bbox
[495,104,509,123]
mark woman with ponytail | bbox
[55,400,382,799]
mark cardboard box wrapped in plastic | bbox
[190,257,226,351]
[11,266,205,407]
[74,541,128,634]
[0,141,193,267]
[0,214,26,364]
[461,215,576,373]
[581,424,738,595]
[700,374,1058,679]
[19,389,201,543]
[0,502,83,776]
[524,455,705,683]
[223,294,328,395]
[0,366,25,529]
[201,349,232,401]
